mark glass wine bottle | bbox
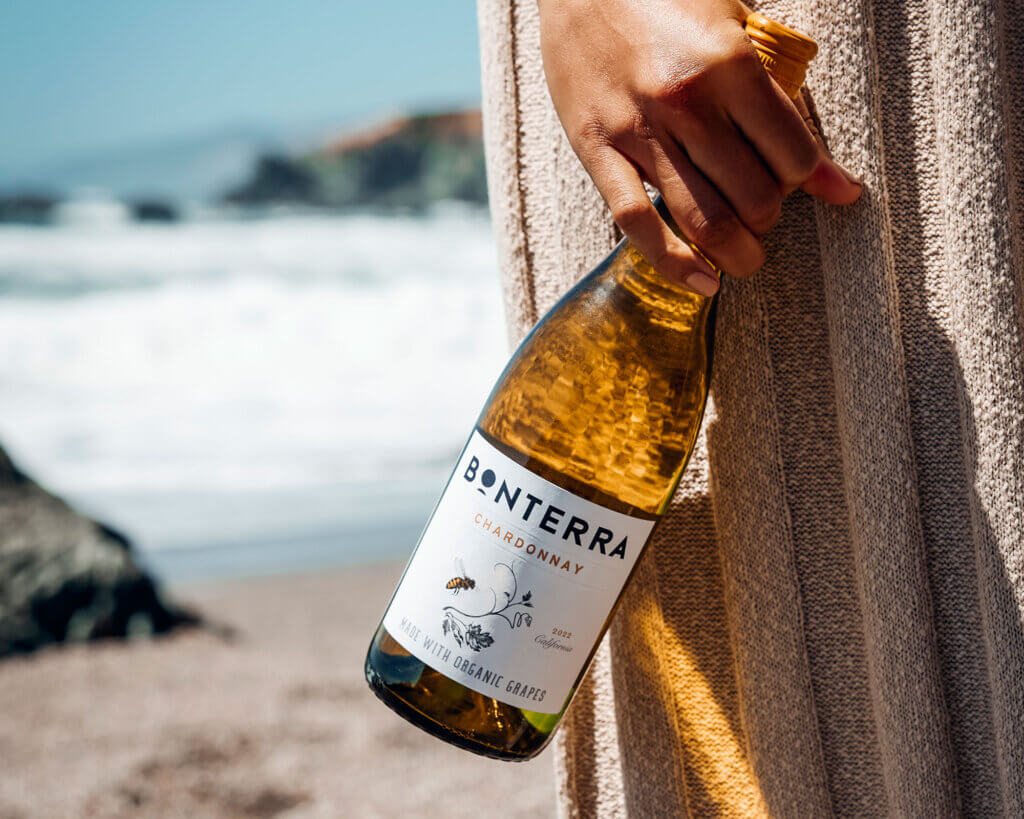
[365,13,817,761]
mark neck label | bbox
[383,430,655,714]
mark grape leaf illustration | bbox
[443,611,465,647]
[464,624,495,651]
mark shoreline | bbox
[0,563,556,818]
[138,518,425,585]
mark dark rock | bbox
[0,444,197,657]
[129,199,179,222]
[223,155,320,206]
[221,109,488,211]
[0,192,59,225]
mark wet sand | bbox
[0,562,556,818]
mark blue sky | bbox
[0,0,482,170]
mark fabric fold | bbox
[477,0,1024,812]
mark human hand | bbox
[538,0,862,295]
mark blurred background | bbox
[0,2,553,816]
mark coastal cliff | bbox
[224,110,487,210]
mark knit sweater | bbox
[477,0,1024,814]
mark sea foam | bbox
[0,208,507,561]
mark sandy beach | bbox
[0,562,556,818]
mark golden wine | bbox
[365,14,816,761]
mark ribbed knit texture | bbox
[477,0,1024,814]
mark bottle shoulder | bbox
[479,248,715,513]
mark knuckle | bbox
[641,61,705,109]
[698,30,763,78]
[641,36,758,110]
[650,246,676,274]
[629,112,657,142]
[786,145,821,184]
[574,119,613,152]
[718,36,761,71]
[610,198,651,232]
[743,192,784,234]
[611,110,656,145]
[689,208,743,250]
[584,110,656,149]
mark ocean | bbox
[0,206,508,580]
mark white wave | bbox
[0,210,509,552]
[54,190,132,227]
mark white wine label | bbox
[383,430,656,714]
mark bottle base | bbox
[364,660,542,762]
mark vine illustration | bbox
[441,561,534,652]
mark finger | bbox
[666,108,784,238]
[725,61,821,190]
[636,135,766,277]
[792,89,826,150]
[792,90,863,205]
[586,147,720,295]
[728,61,861,204]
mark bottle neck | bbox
[599,196,716,321]
[599,233,715,328]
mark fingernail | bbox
[684,271,720,297]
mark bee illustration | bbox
[445,558,476,595]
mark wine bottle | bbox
[365,13,817,761]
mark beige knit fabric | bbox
[478,0,1024,815]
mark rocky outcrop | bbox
[222,156,321,207]
[128,199,180,222]
[222,109,487,211]
[0,446,196,657]
[0,192,59,224]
